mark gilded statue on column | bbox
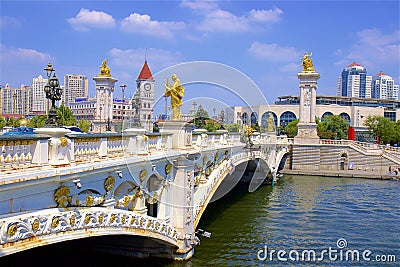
[99,59,112,77]
[164,74,185,120]
[301,52,315,73]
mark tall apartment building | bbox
[31,75,48,115]
[372,71,399,100]
[0,84,32,116]
[337,62,371,98]
[63,74,89,107]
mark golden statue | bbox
[164,74,184,120]
[99,59,111,77]
[301,52,315,73]
[267,113,275,132]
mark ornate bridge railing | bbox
[0,127,289,260]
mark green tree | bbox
[28,115,47,128]
[0,117,7,129]
[194,105,210,129]
[204,120,221,132]
[224,123,241,133]
[78,119,91,133]
[57,104,77,126]
[365,115,395,144]
[318,115,348,140]
[285,119,298,138]
[394,120,400,145]
[251,122,260,132]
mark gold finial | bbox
[99,59,112,77]
[301,52,315,73]
[19,118,28,126]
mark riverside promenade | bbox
[280,168,400,180]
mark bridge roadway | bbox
[0,126,289,260]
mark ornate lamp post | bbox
[120,84,126,131]
[43,63,62,126]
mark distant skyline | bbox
[1,1,399,114]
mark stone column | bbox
[294,72,320,145]
[170,155,196,258]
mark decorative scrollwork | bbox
[54,186,71,208]
[165,163,172,175]
[139,169,148,183]
[104,175,115,192]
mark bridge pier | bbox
[170,155,196,259]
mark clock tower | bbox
[135,60,154,131]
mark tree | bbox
[318,115,348,140]
[394,120,400,145]
[57,104,76,126]
[251,122,261,132]
[0,117,6,129]
[224,123,241,133]
[78,119,91,133]
[285,119,298,138]
[204,120,221,132]
[365,115,395,144]
[27,115,47,128]
[194,105,210,129]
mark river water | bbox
[1,175,399,266]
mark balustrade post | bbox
[98,137,108,157]
[31,138,50,165]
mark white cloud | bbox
[196,7,283,33]
[279,63,301,73]
[197,9,249,32]
[248,8,283,23]
[336,28,400,74]
[180,0,218,10]
[120,13,185,38]
[108,47,183,79]
[248,42,300,62]
[0,16,21,27]
[0,43,52,62]
[68,8,116,31]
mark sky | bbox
[1,0,399,115]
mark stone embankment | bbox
[280,169,400,181]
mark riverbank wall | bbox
[282,140,400,180]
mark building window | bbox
[321,112,334,122]
[280,111,297,126]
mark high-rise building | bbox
[337,62,371,98]
[31,75,48,115]
[63,74,88,107]
[372,71,399,100]
[0,84,32,116]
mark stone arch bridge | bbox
[0,126,289,260]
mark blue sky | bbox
[1,0,399,114]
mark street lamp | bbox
[120,84,126,131]
[43,63,62,126]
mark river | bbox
[1,175,399,266]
